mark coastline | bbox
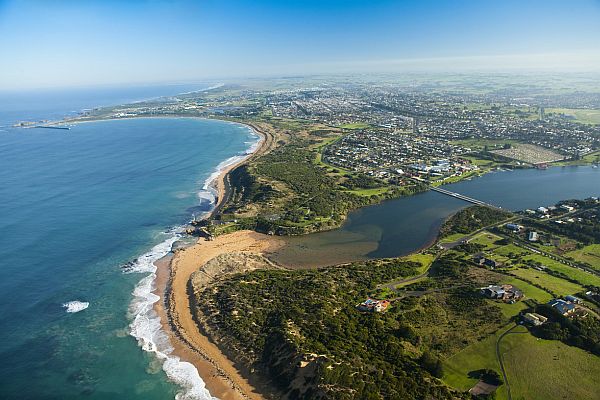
[157,231,284,400]
[70,116,598,399]
[145,120,278,400]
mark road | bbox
[438,215,520,250]
[495,324,528,400]
[493,230,600,277]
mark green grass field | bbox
[554,150,600,166]
[401,253,435,272]
[509,267,585,296]
[566,244,600,271]
[439,232,466,244]
[521,253,600,287]
[470,231,504,248]
[493,300,529,319]
[382,253,435,289]
[501,331,600,400]
[339,122,371,130]
[431,170,481,186]
[444,326,600,400]
[546,108,600,125]
[343,187,392,197]
[501,276,552,304]
[582,150,600,163]
[493,244,530,258]
[443,328,508,399]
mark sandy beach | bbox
[209,121,276,215]
[153,231,283,399]
[152,121,282,399]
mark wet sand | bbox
[153,231,283,400]
[151,121,281,399]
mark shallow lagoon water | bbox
[273,166,600,267]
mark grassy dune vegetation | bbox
[439,205,513,237]
[193,258,468,399]
[200,201,600,398]
[192,246,534,399]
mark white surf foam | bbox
[127,233,217,400]
[63,300,89,313]
[197,124,263,209]
[127,125,262,399]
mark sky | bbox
[1,0,600,90]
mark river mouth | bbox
[270,166,600,268]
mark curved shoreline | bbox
[152,120,275,400]
[33,113,274,399]
[157,232,284,400]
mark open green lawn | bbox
[339,122,371,130]
[343,187,392,197]
[566,244,600,271]
[493,244,530,258]
[444,326,600,400]
[501,276,552,304]
[470,231,504,249]
[401,253,435,273]
[501,331,600,400]
[383,253,435,289]
[582,150,600,163]
[546,107,600,125]
[492,300,529,319]
[431,170,481,186]
[554,150,600,166]
[443,327,509,399]
[439,232,467,244]
[509,267,585,296]
[522,253,600,287]
[462,155,507,169]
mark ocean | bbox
[0,87,258,399]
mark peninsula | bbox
[26,75,600,400]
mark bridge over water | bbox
[429,186,502,210]
[407,176,503,210]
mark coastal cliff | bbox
[188,256,463,400]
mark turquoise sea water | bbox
[1,87,599,398]
[0,106,255,398]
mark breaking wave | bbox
[63,300,89,313]
[127,233,216,400]
[126,123,261,399]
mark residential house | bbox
[528,231,539,242]
[565,295,582,304]
[548,299,576,316]
[480,284,524,302]
[506,223,523,232]
[357,298,390,313]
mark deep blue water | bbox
[0,87,254,399]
